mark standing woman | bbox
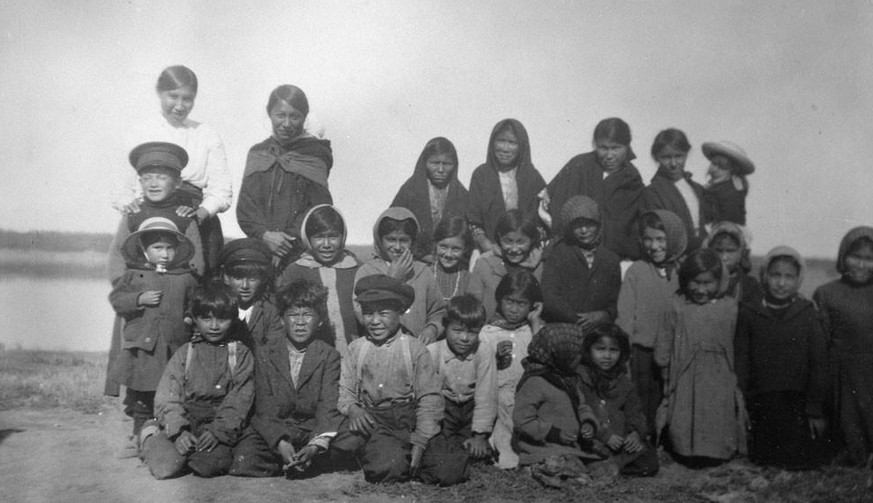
[113,65,233,274]
[544,118,645,261]
[643,128,708,253]
[236,85,333,279]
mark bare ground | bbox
[2,405,872,503]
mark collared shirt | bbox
[238,305,253,325]
[427,339,498,433]
[286,341,307,388]
[338,331,443,448]
[498,167,519,210]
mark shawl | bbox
[243,135,333,189]
[518,323,586,416]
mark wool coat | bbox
[643,172,708,252]
[541,238,621,323]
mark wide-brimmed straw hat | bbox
[701,141,755,175]
[121,216,194,267]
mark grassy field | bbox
[0,350,113,413]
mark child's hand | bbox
[410,444,425,477]
[278,439,297,466]
[606,434,624,452]
[387,248,414,280]
[138,290,163,307]
[527,302,545,334]
[347,405,376,436]
[463,433,492,458]
[196,430,219,452]
[286,445,319,472]
[576,311,610,331]
[623,431,643,453]
[175,205,197,218]
[122,199,142,214]
[808,416,827,440]
[418,325,439,346]
[580,422,595,440]
[496,340,514,370]
[174,430,196,455]
[262,231,297,257]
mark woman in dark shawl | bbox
[545,118,645,260]
[390,137,469,261]
[236,85,333,276]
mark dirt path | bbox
[2,406,869,503]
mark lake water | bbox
[0,276,113,352]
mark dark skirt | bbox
[749,391,831,469]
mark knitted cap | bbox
[560,195,600,234]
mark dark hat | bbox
[129,141,189,174]
[218,238,272,269]
[354,274,415,310]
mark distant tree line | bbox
[0,229,113,252]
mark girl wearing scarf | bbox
[237,85,333,276]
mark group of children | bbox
[105,99,873,488]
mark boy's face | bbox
[139,167,182,203]
[844,241,873,284]
[445,321,480,358]
[144,238,177,268]
[710,234,742,274]
[284,305,320,348]
[642,226,668,265]
[687,271,719,304]
[765,259,800,300]
[569,218,599,248]
[380,230,413,262]
[194,313,233,343]
[310,230,343,265]
[499,231,533,265]
[425,153,455,189]
[499,294,532,325]
[361,302,402,342]
[223,273,264,308]
[492,128,519,168]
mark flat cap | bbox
[354,274,415,311]
[218,238,272,268]
[129,141,189,174]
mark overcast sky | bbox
[1,0,872,258]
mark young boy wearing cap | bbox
[541,195,621,330]
[105,141,206,401]
[219,237,284,349]
[108,141,205,282]
[108,217,199,456]
[335,274,464,485]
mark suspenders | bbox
[184,341,238,381]
[355,335,414,403]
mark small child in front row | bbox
[140,283,254,479]
[230,280,344,477]
[108,217,199,455]
[655,248,747,465]
[735,246,830,469]
[478,270,545,469]
[219,237,284,349]
[616,209,687,439]
[541,195,621,329]
[513,323,597,488]
[336,274,465,485]
[578,324,659,476]
[427,294,497,463]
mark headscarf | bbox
[294,204,358,269]
[371,206,421,262]
[518,323,586,413]
[836,226,873,274]
[243,134,333,189]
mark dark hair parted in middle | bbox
[495,269,543,305]
[266,85,309,116]
[678,248,723,295]
[494,209,540,248]
[650,128,691,157]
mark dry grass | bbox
[0,349,113,413]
